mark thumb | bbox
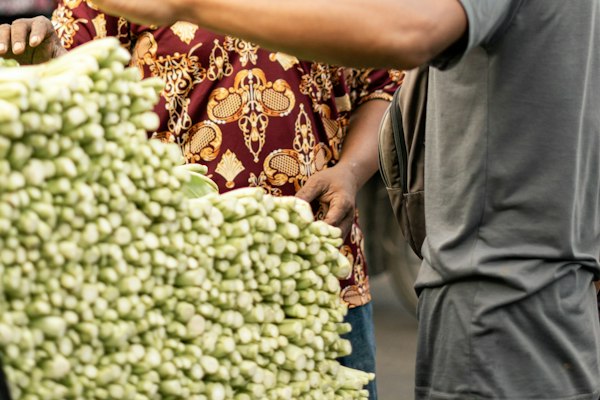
[29,17,54,47]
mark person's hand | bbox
[91,0,184,26]
[296,166,360,240]
[0,17,66,65]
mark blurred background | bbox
[0,0,55,24]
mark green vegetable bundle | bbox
[0,38,373,399]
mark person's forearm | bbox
[184,0,467,69]
[336,99,390,191]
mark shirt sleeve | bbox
[432,0,523,69]
[345,68,404,108]
[52,0,131,51]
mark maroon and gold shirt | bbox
[52,0,402,308]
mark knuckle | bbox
[35,16,51,26]
[341,197,354,209]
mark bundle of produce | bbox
[0,37,373,400]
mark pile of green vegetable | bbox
[0,38,373,399]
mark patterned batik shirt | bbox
[52,0,402,308]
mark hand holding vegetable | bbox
[0,16,66,65]
[296,166,360,240]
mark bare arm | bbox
[337,99,390,191]
[92,0,468,69]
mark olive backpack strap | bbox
[378,65,429,258]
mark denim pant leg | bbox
[338,302,378,399]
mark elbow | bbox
[384,10,467,70]
[384,33,437,70]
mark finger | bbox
[338,217,354,240]
[325,207,353,240]
[296,178,326,204]
[323,198,354,228]
[323,207,349,228]
[0,24,10,54]
[10,19,31,55]
[29,17,53,47]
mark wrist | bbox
[333,161,369,193]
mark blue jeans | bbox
[338,302,378,399]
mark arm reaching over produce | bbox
[90,0,467,69]
[0,16,66,64]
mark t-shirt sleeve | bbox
[432,0,523,69]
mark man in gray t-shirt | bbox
[415,2,600,399]
[15,0,600,398]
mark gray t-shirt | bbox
[413,2,600,398]
[417,0,600,293]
